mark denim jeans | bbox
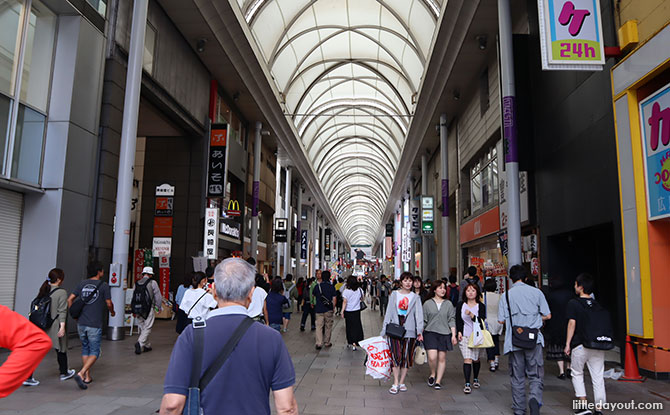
[270,323,282,332]
[78,325,103,357]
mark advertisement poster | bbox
[207,125,227,198]
[158,256,170,299]
[639,82,670,220]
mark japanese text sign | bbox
[537,0,605,70]
[203,208,219,259]
[640,82,670,220]
[207,125,227,197]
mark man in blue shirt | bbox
[159,258,298,415]
[498,265,551,415]
[312,270,337,350]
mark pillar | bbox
[283,167,292,277]
[275,161,282,276]
[421,154,430,280]
[295,185,303,278]
[250,122,262,260]
[440,114,450,278]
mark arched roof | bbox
[236,0,443,246]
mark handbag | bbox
[358,289,367,311]
[69,281,102,319]
[505,284,539,350]
[414,342,427,365]
[468,317,495,349]
[385,322,406,339]
[184,316,255,414]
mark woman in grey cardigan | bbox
[380,272,424,394]
[422,280,457,390]
[23,268,75,387]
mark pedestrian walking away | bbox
[460,266,483,293]
[447,275,460,307]
[23,268,76,387]
[67,262,115,390]
[132,267,163,355]
[498,265,552,415]
[483,278,503,372]
[300,277,316,331]
[565,273,612,415]
[247,273,270,324]
[456,282,487,394]
[313,270,337,349]
[380,272,424,395]
[178,271,217,333]
[422,280,457,390]
[267,278,290,332]
[340,276,365,350]
[377,275,391,317]
[159,258,298,415]
[544,275,575,379]
[282,274,299,332]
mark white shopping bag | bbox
[359,336,392,380]
[471,320,484,346]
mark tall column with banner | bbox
[440,114,450,279]
[402,198,411,272]
[250,122,262,260]
[295,185,303,277]
[283,167,292,277]
[395,209,402,279]
[275,217,288,276]
[312,206,318,275]
[207,124,227,207]
[409,180,420,274]
[324,228,331,267]
[421,154,430,281]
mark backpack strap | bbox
[199,317,254,391]
[189,317,207,389]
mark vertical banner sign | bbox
[441,179,449,217]
[421,196,434,235]
[300,230,308,260]
[252,181,260,217]
[537,0,606,71]
[158,256,170,300]
[410,198,421,241]
[402,199,411,263]
[203,208,219,259]
[324,229,331,261]
[275,218,288,242]
[134,249,145,282]
[207,124,227,198]
[640,82,670,220]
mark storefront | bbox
[0,188,23,309]
[611,22,670,378]
[460,206,503,279]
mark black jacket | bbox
[455,301,487,335]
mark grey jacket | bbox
[423,298,456,335]
[380,291,424,338]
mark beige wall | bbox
[617,0,670,44]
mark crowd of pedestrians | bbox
[2,256,617,415]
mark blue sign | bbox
[639,82,670,221]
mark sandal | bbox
[398,384,407,392]
[389,384,399,394]
[473,379,480,389]
[463,383,471,394]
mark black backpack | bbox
[580,299,615,350]
[29,288,63,330]
[448,285,459,307]
[131,280,153,319]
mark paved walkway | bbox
[1,305,668,414]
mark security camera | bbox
[196,38,207,53]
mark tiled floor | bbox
[1,305,668,414]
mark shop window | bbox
[469,145,499,217]
[143,23,156,75]
[86,0,106,17]
[20,0,56,112]
[0,95,10,173]
[0,0,22,97]
[11,104,45,183]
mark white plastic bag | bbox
[360,336,392,380]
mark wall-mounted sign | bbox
[300,230,308,260]
[324,229,331,261]
[203,208,219,259]
[410,197,421,241]
[537,0,605,71]
[153,217,173,237]
[499,171,529,229]
[640,82,670,221]
[152,237,172,257]
[275,218,288,242]
[220,217,241,239]
[109,263,121,287]
[154,196,174,217]
[155,183,175,196]
[207,125,227,197]
[226,199,241,217]
[385,223,394,237]
[159,256,170,299]
[421,196,434,235]
[402,199,411,263]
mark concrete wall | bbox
[617,0,670,44]
[15,16,106,315]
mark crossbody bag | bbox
[358,288,367,311]
[505,284,539,350]
[69,281,102,319]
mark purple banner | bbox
[502,96,518,163]
[251,181,260,217]
[441,179,449,217]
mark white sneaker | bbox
[23,378,39,386]
[60,369,76,381]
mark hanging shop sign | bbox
[640,82,670,221]
[460,207,500,244]
[152,237,172,257]
[203,208,219,259]
[421,196,434,235]
[158,256,170,299]
[155,183,175,197]
[324,229,331,261]
[226,199,241,217]
[402,200,411,263]
[207,124,227,198]
[300,230,308,260]
[537,0,606,71]
[275,218,288,242]
[410,197,421,241]
[499,171,529,229]
[220,217,241,239]
[385,236,393,260]
[385,223,394,237]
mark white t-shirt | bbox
[246,286,267,318]
[436,300,443,311]
[342,288,363,312]
[179,288,217,319]
[396,292,413,316]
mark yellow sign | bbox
[227,199,241,216]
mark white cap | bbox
[142,266,154,275]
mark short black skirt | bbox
[423,330,454,352]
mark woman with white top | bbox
[422,280,457,390]
[456,282,487,394]
[483,277,503,372]
[179,272,217,323]
[340,276,365,350]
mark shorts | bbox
[423,331,454,352]
[459,337,482,361]
[282,312,292,320]
[270,323,282,332]
[78,325,103,358]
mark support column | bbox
[109,0,148,341]
[283,167,292,277]
[312,206,318,275]
[498,0,522,266]
[295,185,303,278]
[409,179,416,275]
[394,208,401,279]
[250,122,262,260]
[421,154,430,280]
[440,114,450,279]
[275,162,282,276]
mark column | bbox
[109,0,149,340]
[275,161,282,276]
[440,113,450,278]
[312,205,318,276]
[498,0,522,266]
[421,154,430,280]
[283,167,292,277]
[409,180,416,275]
[395,206,402,278]
[250,122,262,260]
[295,185,303,278]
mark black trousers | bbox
[56,350,68,375]
[486,334,501,361]
[301,303,316,328]
[344,310,364,344]
[379,296,388,316]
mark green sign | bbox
[422,222,433,234]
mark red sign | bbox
[134,250,145,282]
[110,272,118,286]
[159,256,170,299]
[153,217,174,237]
[460,207,500,244]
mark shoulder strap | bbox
[189,317,207,388]
[49,287,64,296]
[187,291,209,316]
[199,317,255,391]
[505,280,514,328]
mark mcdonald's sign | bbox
[226,199,241,217]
